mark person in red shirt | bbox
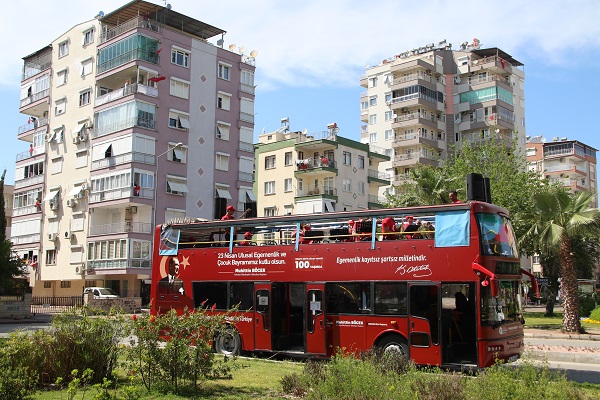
[240,231,253,246]
[449,191,462,204]
[221,205,236,220]
[381,217,397,240]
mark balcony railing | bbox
[296,186,337,197]
[88,259,151,270]
[389,92,438,106]
[89,187,154,203]
[16,147,45,162]
[393,71,433,84]
[368,169,390,180]
[12,206,41,217]
[240,112,254,123]
[11,233,41,245]
[97,49,159,75]
[18,117,48,135]
[95,83,158,107]
[92,116,156,138]
[99,16,161,44]
[368,194,386,204]
[238,171,253,182]
[239,141,254,153]
[22,53,52,80]
[544,163,587,173]
[295,159,337,171]
[240,83,255,95]
[296,130,337,143]
[88,221,152,236]
[14,174,44,189]
[20,89,50,108]
[91,151,155,170]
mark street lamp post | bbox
[153,142,183,229]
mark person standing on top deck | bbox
[449,190,462,204]
[222,205,236,220]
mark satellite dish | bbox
[239,46,247,54]
[250,50,258,58]
[301,129,308,136]
[541,137,547,143]
[166,3,172,10]
[228,44,236,51]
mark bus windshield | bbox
[480,280,522,326]
[476,213,518,258]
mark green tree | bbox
[385,165,458,207]
[0,170,26,294]
[519,188,600,332]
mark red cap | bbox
[244,232,252,238]
[406,215,414,219]
[348,220,355,225]
[304,224,311,230]
[226,206,236,212]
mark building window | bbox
[75,151,88,168]
[216,122,230,141]
[265,155,276,169]
[217,92,231,110]
[343,178,351,192]
[58,40,69,58]
[361,101,368,110]
[369,96,377,106]
[240,70,254,92]
[60,281,71,289]
[369,133,377,143]
[168,110,190,130]
[285,152,293,166]
[215,153,230,171]
[369,77,377,88]
[218,62,231,80]
[385,92,392,103]
[57,69,68,86]
[46,249,57,265]
[264,181,275,195]
[168,144,187,163]
[169,78,190,99]
[358,155,365,169]
[385,129,393,140]
[166,177,188,195]
[358,181,365,195]
[369,114,377,125]
[51,157,63,174]
[79,90,91,107]
[83,29,95,46]
[171,48,189,67]
[284,178,293,192]
[55,98,66,116]
[385,111,394,121]
[81,58,93,76]
[343,152,351,165]
[264,207,276,217]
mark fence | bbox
[31,296,83,314]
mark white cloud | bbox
[2,0,599,90]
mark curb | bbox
[524,332,600,341]
[526,350,600,365]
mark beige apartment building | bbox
[526,136,598,277]
[254,119,390,218]
[359,39,526,197]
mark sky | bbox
[1,0,600,184]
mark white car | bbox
[84,287,120,299]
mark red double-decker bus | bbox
[150,201,537,368]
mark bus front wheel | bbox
[377,335,409,362]
[215,328,241,356]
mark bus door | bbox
[254,283,272,351]
[408,283,442,366]
[306,283,326,355]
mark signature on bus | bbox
[395,264,432,278]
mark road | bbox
[514,359,600,384]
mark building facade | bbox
[254,119,390,217]
[13,0,254,298]
[359,39,526,196]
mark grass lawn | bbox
[523,311,598,331]
[32,357,303,400]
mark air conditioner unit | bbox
[130,206,138,213]
[48,233,58,241]
[81,182,89,191]
[64,231,72,240]
[66,199,77,207]
[72,136,80,144]
[49,201,59,211]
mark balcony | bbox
[22,50,52,81]
[294,159,338,177]
[240,83,255,95]
[19,88,50,111]
[92,116,156,139]
[239,171,253,182]
[392,111,443,130]
[89,187,154,203]
[240,112,254,123]
[393,131,438,149]
[394,153,439,167]
[388,92,439,110]
[296,185,337,198]
[18,117,48,139]
[368,194,387,207]
[393,173,412,185]
[95,83,158,107]
[97,48,160,75]
[239,141,254,153]
[367,169,390,185]
[13,205,41,217]
[92,151,155,171]
[16,146,45,163]
[14,174,44,190]
[473,56,513,74]
[88,259,151,272]
[544,163,587,175]
[11,233,41,245]
[99,16,161,44]
[88,221,152,236]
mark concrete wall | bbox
[0,293,32,319]
[83,293,141,313]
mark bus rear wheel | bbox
[377,335,409,362]
[215,328,241,356]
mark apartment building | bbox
[254,119,390,217]
[359,39,526,196]
[3,183,13,239]
[13,0,255,298]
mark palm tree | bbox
[519,188,600,332]
[387,165,459,207]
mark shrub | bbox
[578,292,597,318]
[0,347,38,399]
[589,306,600,322]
